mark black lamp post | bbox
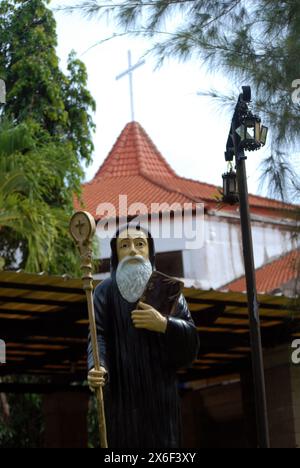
[224,86,270,449]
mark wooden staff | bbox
[69,211,108,448]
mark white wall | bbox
[95,211,298,289]
[95,209,204,258]
[182,214,298,289]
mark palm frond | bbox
[0,120,33,157]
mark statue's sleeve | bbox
[165,294,200,369]
[87,280,110,372]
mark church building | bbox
[76,121,299,294]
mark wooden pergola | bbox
[0,270,299,391]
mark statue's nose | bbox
[129,244,138,256]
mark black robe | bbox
[88,271,199,449]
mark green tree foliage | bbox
[0,120,79,273]
[0,0,96,165]
[66,0,300,201]
[0,0,96,274]
[63,50,96,164]
[0,391,44,448]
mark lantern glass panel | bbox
[229,177,236,193]
[223,176,228,196]
[260,126,268,145]
[244,119,255,141]
[254,121,261,143]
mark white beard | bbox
[116,255,153,303]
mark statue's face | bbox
[116,228,149,264]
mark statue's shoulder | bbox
[94,277,113,299]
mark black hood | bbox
[110,223,156,272]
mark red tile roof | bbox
[220,250,300,294]
[75,122,296,219]
[94,122,177,179]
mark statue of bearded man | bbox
[88,224,199,448]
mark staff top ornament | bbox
[69,211,96,245]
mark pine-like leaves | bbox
[64,0,300,201]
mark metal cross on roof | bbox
[116,51,145,122]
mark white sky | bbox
[51,0,272,195]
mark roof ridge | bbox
[134,123,177,178]
[154,173,297,207]
[248,191,297,204]
[157,174,300,211]
[248,194,297,209]
[171,174,220,190]
[93,125,127,179]
[140,171,202,204]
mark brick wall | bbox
[181,380,251,448]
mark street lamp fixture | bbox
[222,165,239,205]
[238,115,261,150]
[225,86,268,160]
[237,114,268,152]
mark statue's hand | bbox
[88,367,107,392]
[131,301,168,334]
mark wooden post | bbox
[69,211,108,448]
